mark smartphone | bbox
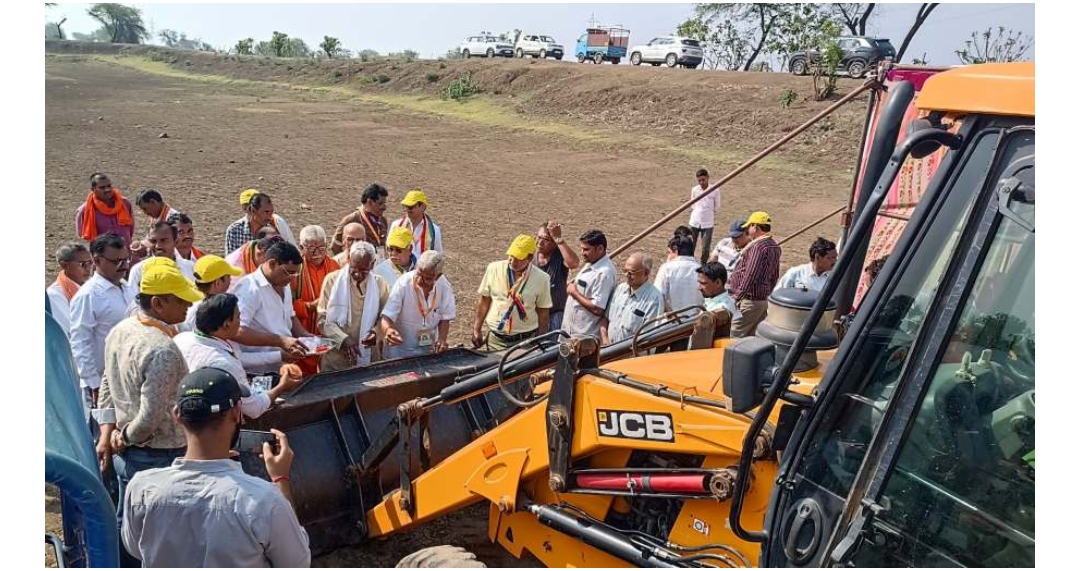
[235,429,279,456]
[250,375,274,395]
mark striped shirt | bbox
[728,236,781,302]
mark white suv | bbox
[460,34,515,58]
[628,36,704,68]
[514,34,564,60]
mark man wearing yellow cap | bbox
[177,255,243,333]
[374,226,417,288]
[94,263,202,562]
[472,235,553,350]
[225,190,295,255]
[388,190,443,254]
[727,211,781,337]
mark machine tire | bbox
[555,54,563,60]
[593,52,604,64]
[630,52,642,66]
[486,48,495,58]
[515,48,524,58]
[462,49,471,59]
[576,53,586,63]
[396,545,487,568]
[612,58,621,65]
[539,49,547,59]
[790,58,807,76]
[665,53,678,67]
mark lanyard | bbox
[497,264,531,333]
[361,211,384,245]
[137,315,176,338]
[413,278,438,324]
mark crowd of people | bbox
[47,168,848,566]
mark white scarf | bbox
[326,269,381,365]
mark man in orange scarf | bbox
[75,173,134,246]
[47,242,94,338]
[293,225,340,334]
[167,212,205,262]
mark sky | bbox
[45,2,1035,65]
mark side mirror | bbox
[723,337,776,413]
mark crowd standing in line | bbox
[47,167,854,566]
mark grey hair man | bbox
[318,241,391,371]
[380,250,457,359]
[48,242,94,337]
[601,251,664,345]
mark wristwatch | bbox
[554,238,566,245]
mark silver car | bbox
[460,34,515,58]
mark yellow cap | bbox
[506,235,538,260]
[141,257,178,270]
[239,188,260,206]
[193,255,243,284]
[387,226,414,249]
[140,264,204,304]
[742,211,772,228]
[400,190,428,207]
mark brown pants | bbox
[732,299,769,338]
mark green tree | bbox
[356,49,379,62]
[234,38,254,55]
[677,16,751,70]
[319,36,343,58]
[87,3,149,44]
[72,28,111,42]
[45,19,67,40]
[268,31,291,56]
[809,20,845,100]
[767,4,835,72]
[955,26,1033,64]
[288,37,312,58]
[499,29,522,45]
[690,4,805,71]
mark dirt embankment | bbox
[45,40,867,166]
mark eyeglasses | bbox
[76,260,94,269]
[98,255,129,267]
[304,245,327,254]
[283,267,301,277]
[623,269,645,277]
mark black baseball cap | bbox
[176,368,250,419]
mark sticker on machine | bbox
[596,409,674,442]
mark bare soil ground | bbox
[45,44,863,566]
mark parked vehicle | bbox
[628,35,704,68]
[574,26,630,64]
[459,33,514,58]
[788,35,897,78]
[515,33,564,60]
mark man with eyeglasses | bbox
[70,233,137,416]
[231,241,311,375]
[374,226,417,288]
[388,190,443,254]
[472,235,552,351]
[292,225,340,334]
[47,242,94,339]
[601,251,664,345]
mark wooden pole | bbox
[610,80,877,258]
[776,205,846,247]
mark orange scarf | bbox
[53,272,81,301]
[79,190,133,241]
[179,246,205,261]
[239,242,259,274]
[292,257,340,332]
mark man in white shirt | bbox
[602,252,665,345]
[174,293,303,419]
[47,242,94,337]
[654,234,704,312]
[562,230,617,339]
[127,221,197,289]
[231,242,311,374]
[687,168,720,263]
[374,226,417,288]
[775,237,838,293]
[381,250,456,359]
[388,190,444,254]
[70,233,136,414]
[709,219,751,271]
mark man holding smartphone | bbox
[121,368,310,567]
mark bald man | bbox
[333,223,367,266]
[601,251,664,345]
